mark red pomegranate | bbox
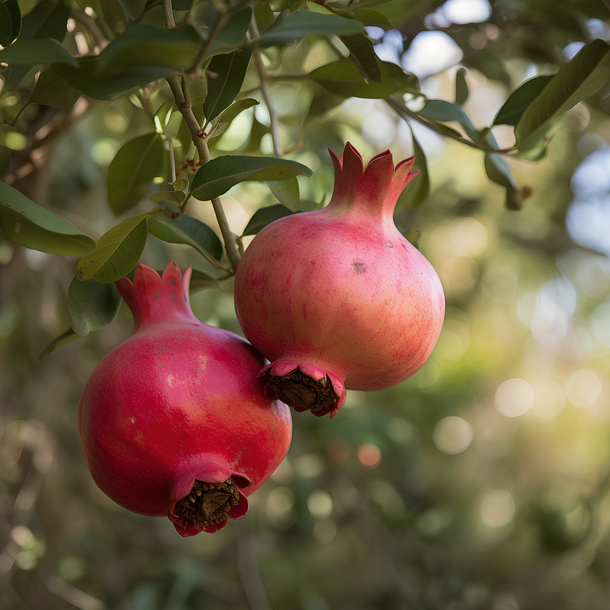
[78,260,292,536]
[234,143,445,418]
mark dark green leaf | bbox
[206,7,253,56]
[493,75,553,127]
[265,178,300,212]
[204,49,253,121]
[340,33,382,83]
[149,190,186,204]
[191,156,312,201]
[254,10,362,47]
[55,59,177,100]
[96,24,202,74]
[20,2,68,40]
[242,204,293,236]
[254,2,275,33]
[515,39,610,146]
[0,182,95,256]
[351,8,393,28]
[208,98,259,139]
[190,269,220,291]
[455,68,468,105]
[24,66,80,110]
[0,38,78,67]
[107,133,165,215]
[76,213,151,283]
[39,328,79,359]
[148,211,223,262]
[118,0,148,21]
[399,129,429,210]
[309,58,418,99]
[0,0,20,46]
[154,100,175,131]
[68,277,121,336]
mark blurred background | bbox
[2,0,610,608]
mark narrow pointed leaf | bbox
[309,58,418,99]
[0,38,78,67]
[107,133,165,215]
[242,204,293,236]
[0,0,20,46]
[190,269,221,291]
[204,49,253,121]
[400,130,429,210]
[68,277,121,336]
[208,98,259,139]
[0,182,95,256]
[340,33,382,83]
[265,178,300,212]
[149,190,186,204]
[455,68,468,105]
[76,214,151,283]
[253,10,362,47]
[39,328,79,359]
[24,66,80,110]
[191,156,312,201]
[148,212,223,262]
[206,7,253,56]
[515,39,610,146]
[493,75,553,126]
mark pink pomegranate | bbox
[78,260,292,536]
[234,143,445,418]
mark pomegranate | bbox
[78,260,292,536]
[234,143,445,418]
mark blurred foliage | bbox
[1,0,610,609]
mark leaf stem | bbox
[162,0,241,273]
[249,20,282,157]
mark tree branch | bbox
[162,0,241,273]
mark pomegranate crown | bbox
[328,142,418,216]
[115,260,196,330]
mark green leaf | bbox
[515,39,610,146]
[154,100,174,132]
[455,68,468,105]
[309,58,418,99]
[400,129,429,210]
[493,75,553,127]
[418,99,478,139]
[242,204,293,236]
[67,277,121,336]
[265,178,300,212]
[253,10,362,47]
[190,269,220,291]
[148,211,223,263]
[206,7,253,56]
[149,190,186,204]
[0,0,20,46]
[0,146,10,179]
[254,2,275,32]
[76,213,151,283]
[208,98,259,139]
[55,59,177,100]
[24,66,80,110]
[183,73,207,105]
[203,50,253,121]
[20,2,68,40]
[351,8,393,28]
[107,133,165,215]
[191,156,312,201]
[0,38,78,67]
[39,328,79,359]
[340,33,382,83]
[96,24,202,74]
[0,182,95,256]
[118,0,148,21]
[173,178,189,191]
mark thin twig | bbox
[162,0,241,272]
[249,21,281,157]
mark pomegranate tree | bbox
[78,260,292,536]
[234,143,445,418]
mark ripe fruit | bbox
[78,260,292,536]
[234,143,445,418]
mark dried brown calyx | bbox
[266,368,338,416]
[177,479,240,530]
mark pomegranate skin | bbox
[78,260,292,536]
[234,143,445,418]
